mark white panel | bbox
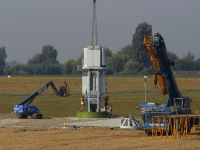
[86,50,94,67]
[93,50,100,67]
[100,76,106,94]
[94,46,101,50]
[83,48,88,68]
[101,47,106,67]
[82,76,88,94]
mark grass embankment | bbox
[0,76,200,117]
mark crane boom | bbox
[143,35,168,95]
[18,81,59,106]
[151,33,181,106]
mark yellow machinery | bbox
[140,33,200,139]
[143,35,167,94]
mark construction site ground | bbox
[1,113,200,150]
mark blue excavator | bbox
[13,81,66,119]
[139,33,192,134]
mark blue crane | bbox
[139,33,192,135]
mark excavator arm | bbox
[143,35,168,94]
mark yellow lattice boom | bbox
[143,35,168,94]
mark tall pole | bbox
[144,76,147,102]
[91,0,98,46]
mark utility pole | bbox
[144,76,147,102]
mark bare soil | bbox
[1,113,200,150]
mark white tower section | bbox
[82,45,107,112]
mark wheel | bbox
[32,113,43,119]
[18,114,28,119]
[145,129,152,136]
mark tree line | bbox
[0,22,200,75]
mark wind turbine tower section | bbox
[82,45,107,113]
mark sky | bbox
[0,0,200,64]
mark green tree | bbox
[9,64,30,75]
[63,60,77,75]
[107,54,129,74]
[41,45,58,63]
[123,59,142,74]
[26,63,62,75]
[0,47,7,75]
[106,48,112,57]
[76,53,83,68]
[174,51,195,70]
[106,57,114,75]
[117,44,133,56]
[27,54,43,64]
[132,22,152,67]
[28,45,58,65]
[167,52,179,62]
[195,57,200,70]
[27,45,60,75]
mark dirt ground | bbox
[1,113,200,150]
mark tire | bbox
[18,114,28,119]
[32,113,43,119]
[145,130,152,136]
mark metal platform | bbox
[66,114,142,129]
[67,118,121,127]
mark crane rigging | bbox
[91,0,98,46]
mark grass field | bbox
[0,76,200,118]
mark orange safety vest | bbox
[80,97,84,104]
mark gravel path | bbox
[0,112,102,129]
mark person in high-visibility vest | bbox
[80,96,85,112]
[107,103,113,118]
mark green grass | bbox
[0,76,200,118]
[1,91,200,118]
[1,76,200,94]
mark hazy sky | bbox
[0,0,200,64]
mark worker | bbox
[80,96,85,112]
[63,81,67,89]
[63,81,67,96]
[103,96,109,111]
[107,103,112,118]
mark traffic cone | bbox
[63,122,66,128]
[63,121,71,129]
